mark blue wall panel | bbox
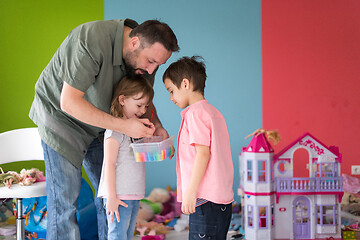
[105,0,262,202]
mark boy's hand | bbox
[181,189,197,215]
[106,197,128,223]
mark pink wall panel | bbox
[262,0,360,176]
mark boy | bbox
[163,56,234,239]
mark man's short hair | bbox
[130,20,179,52]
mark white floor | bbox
[132,230,189,240]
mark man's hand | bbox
[61,82,155,138]
[121,118,155,138]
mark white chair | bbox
[0,128,46,240]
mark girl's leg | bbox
[127,200,140,240]
[105,199,139,240]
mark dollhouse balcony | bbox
[276,177,343,193]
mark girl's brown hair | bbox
[110,76,154,118]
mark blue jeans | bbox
[104,199,139,240]
[42,138,107,240]
[189,201,232,240]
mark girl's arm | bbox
[104,136,128,223]
[182,144,210,215]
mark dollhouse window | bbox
[258,160,266,182]
[247,205,254,227]
[278,161,286,174]
[316,205,337,225]
[271,161,274,182]
[247,160,253,181]
[258,206,267,228]
[316,163,335,178]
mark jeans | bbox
[104,199,140,240]
[42,138,107,240]
[189,201,232,240]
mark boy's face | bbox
[164,78,189,109]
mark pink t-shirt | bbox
[176,100,234,204]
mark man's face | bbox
[124,42,172,78]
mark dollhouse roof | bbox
[244,133,274,153]
[274,132,342,163]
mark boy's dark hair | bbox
[130,20,179,52]
[163,56,206,95]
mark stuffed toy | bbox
[137,188,171,224]
[0,167,45,188]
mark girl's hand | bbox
[106,197,128,223]
[181,189,196,215]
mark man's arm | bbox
[181,144,210,215]
[60,82,155,138]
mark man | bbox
[29,19,179,239]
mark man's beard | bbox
[123,51,151,79]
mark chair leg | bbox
[16,198,24,240]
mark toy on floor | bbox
[135,187,185,237]
[136,221,169,236]
[141,234,166,240]
[173,214,189,232]
[240,130,343,240]
[137,188,171,224]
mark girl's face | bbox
[120,92,150,119]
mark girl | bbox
[97,76,155,240]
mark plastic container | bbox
[130,136,175,162]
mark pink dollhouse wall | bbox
[262,0,360,178]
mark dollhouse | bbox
[239,132,343,240]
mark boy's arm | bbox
[104,137,128,223]
[182,144,210,215]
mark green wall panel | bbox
[0,0,103,132]
[0,0,103,190]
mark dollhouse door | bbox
[293,196,310,239]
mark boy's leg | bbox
[104,199,139,240]
[83,137,107,240]
[42,140,82,240]
[189,201,232,240]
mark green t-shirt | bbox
[29,19,155,168]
